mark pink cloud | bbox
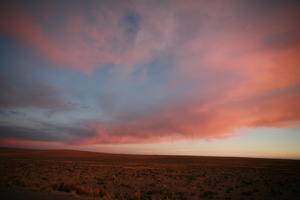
[0,1,175,73]
[73,1,300,144]
[78,87,299,144]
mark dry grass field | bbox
[0,147,299,200]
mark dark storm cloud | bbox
[0,122,96,144]
[0,110,26,116]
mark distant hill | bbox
[0,147,115,160]
[0,146,298,166]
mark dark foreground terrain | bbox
[0,148,299,200]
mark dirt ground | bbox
[0,147,299,200]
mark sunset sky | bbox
[0,0,299,159]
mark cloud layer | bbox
[0,0,299,146]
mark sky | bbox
[0,0,299,159]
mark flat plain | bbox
[0,147,299,200]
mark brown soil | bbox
[0,147,299,200]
